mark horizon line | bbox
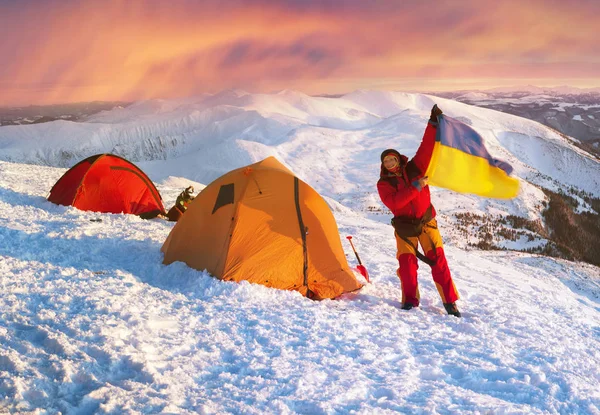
[2,82,600,108]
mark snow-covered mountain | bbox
[433,88,600,149]
[484,85,600,95]
[1,89,597,192]
[0,89,597,244]
[0,101,130,126]
[0,90,599,414]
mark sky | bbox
[1,0,599,106]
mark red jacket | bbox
[377,123,437,220]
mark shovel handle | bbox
[346,235,363,265]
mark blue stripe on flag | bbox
[438,116,513,175]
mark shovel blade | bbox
[356,264,370,283]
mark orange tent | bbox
[48,154,165,218]
[161,157,363,299]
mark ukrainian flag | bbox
[425,115,520,199]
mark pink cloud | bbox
[0,0,598,105]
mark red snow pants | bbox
[395,218,459,306]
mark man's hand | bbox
[413,176,429,191]
[430,104,443,123]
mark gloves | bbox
[429,104,443,124]
[412,176,429,191]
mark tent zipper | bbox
[293,177,310,296]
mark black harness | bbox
[382,173,437,266]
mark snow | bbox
[0,90,599,414]
[456,92,491,101]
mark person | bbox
[167,186,195,221]
[377,104,461,317]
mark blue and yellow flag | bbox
[425,115,519,199]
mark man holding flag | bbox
[377,104,519,317]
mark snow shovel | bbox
[346,236,370,282]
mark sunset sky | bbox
[1,0,598,106]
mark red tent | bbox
[48,154,166,218]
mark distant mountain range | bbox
[0,101,130,126]
[2,86,599,157]
[431,86,600,157]
[0,89,598,266]
[477,85,600,95]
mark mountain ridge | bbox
[0,90,598,264]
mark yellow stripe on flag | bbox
[426,142,519,199]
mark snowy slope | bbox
[0,90,597,197]
[1,89,597,252]
[0,90,599,414]
[1,160,599,414]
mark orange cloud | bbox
[0,0,598,106]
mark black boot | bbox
[401,303,414,311]
[444,302,461,318]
